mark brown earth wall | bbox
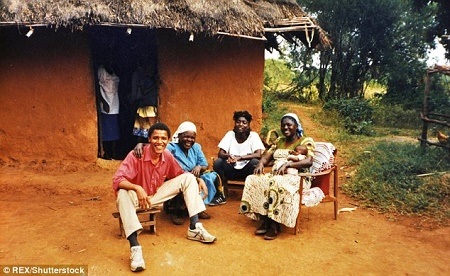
[157,31,265,161]
[0,27,264,166]
[0,27,98,165]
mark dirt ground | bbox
[0,105,449,276]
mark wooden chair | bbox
[294,143,338,234]
[112,208,161,238]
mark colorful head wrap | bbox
[281,113,304,137]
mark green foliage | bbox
[428,74,450,115]
[286,45,321,103]
[412,0,450,59]
[263,59,291,135]
[342,142,450,222]
[264,101,449,223]
[371,102,421,128]
[369,2,436,109]
[261,91,287,135]
[323,98,374,135]
[383,67,450,112]
[296,0,438,104]
[301,0,417,99]
[263,59,294,93]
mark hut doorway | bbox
[89,26,159,160]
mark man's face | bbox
[148,129,169,155]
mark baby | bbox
[272,145,308,175]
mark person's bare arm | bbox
[234,149,262,162]
[133,143,147,159]
[197,177,208,200]
[287,155,300,162]
[217,148,230,160]
[253,151,274,174]
[191,165,207,177]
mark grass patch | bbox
[342,142,450,226]
[264,101,449,226]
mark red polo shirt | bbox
[112,145,184,195]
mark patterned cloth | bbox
[132,106,157,138]
[240,139,332,227]
[240,173,301,228]
[239,136,314,228]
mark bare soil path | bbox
[0,104,448,275]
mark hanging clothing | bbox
[98,65,120,115]
[131,66,158,138]
[98,65,120,141]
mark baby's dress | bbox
[272,149,291,174]
[272,149,306,175]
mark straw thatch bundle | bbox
[0,0,330,48]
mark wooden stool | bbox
[112,208,161,238]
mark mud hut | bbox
[0,0,330,166]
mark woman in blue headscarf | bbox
[239,113,323,240]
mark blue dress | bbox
[167,142,217,204]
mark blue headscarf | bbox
[281,113,304,137]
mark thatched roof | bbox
[0,0,330,49]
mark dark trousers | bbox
[213,158,259,197]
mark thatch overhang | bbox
[0,0,330,50]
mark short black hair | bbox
[148,123,171,138]
[233,110,252,122]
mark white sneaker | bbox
[187,222,217,243]
[130,245,145,272]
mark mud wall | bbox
[0,27,265,166]
[157,31,265,161]
[0,27,97,165]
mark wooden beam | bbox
[265,26,315,33]
[417,137,450,150]
[420,113,450,127]
[216,32,266,41]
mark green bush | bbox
[323,98,374,135]
[261,91,287,135]
[371,103,421,128]
[343,142,450,224]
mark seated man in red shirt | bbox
[113,123,216,272]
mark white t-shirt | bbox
[217,131,266,169]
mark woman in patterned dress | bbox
[239,113,321,240]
